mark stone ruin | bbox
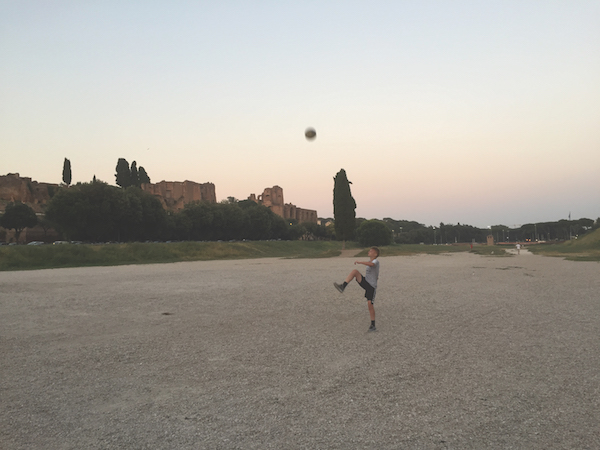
[248,186,317,223]
[0,174,318,242]
[141,180,216,211]
[0,173,59,213]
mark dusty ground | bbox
[1,250,599,449]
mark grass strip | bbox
[0,241,351,271]
[10,238,588,272]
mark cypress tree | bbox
[62,158,72,186]
[138,166,151,185]
[130,161,140,188]
[333,168,356,249]
[115,158,132,188]
[0,202,38,243]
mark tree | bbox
[180,202,215,241]
[46,182,126,242]
[45,182,167,242]
[124,187,167,240]
[38,215,54,241]
[115,158,132,188]
[62,158,72,186]
[130,161,140,188]
[333,169,356,249]
[356,220,393,246]
[0,202,38,243]
[138,166,151,185]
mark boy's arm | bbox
[354,260,375,267]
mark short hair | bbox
[370,246,380,257]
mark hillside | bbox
[528,228,600,261]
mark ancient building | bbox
[0,173,59,213]
[284,203,318,223]
[248,186,317,223]
[250,185,285,217]
[142,180,216,211]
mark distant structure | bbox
[0,173,61,243]
[142,180,216,211]
[0,173,59,213]
[248,186,317,223]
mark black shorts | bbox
[358,277,376,302]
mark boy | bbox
[334,246,380,332]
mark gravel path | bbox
[1,252,599,449]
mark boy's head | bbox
[369,247,380,258]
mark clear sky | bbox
[1,1,598,227]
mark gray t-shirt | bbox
[365,258,380,289]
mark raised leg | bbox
[345,269,363,284]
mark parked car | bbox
[27,241,45,246]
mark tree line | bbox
[61,156,151,188]
[380,218,597,245]
[0,158,330,243]
[42,181,328,243]
[1,163,597,245]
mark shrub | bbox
[356,220,393,247]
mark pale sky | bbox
[1,1,599,227]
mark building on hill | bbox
[0,173,61,243]
[248,186,317,223]
[141,180,216,211]
[0,173,59,213]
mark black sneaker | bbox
[333,282,344,293]
[368,324,377,332]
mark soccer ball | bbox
[305,127,316,140]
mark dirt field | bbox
[1,250,599,449]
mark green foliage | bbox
[130,161,140,187]
[45,182,167,242]
[333,169,356,243]
[356,219,393,246]
[0,202,38,242]
[527,228,600,261]
[0,240,348,271]
[173,200,289,242]
[41,184,315,244]
[115,158,132,188]
[115,158,150,188]
[179,202,216,240]
[386,219,599,245]
[138,166,151,184]
[37,216,54,239]
[46,182,121,241]
[287,223,307,240]
[122,186,167,241]
[62,158,72,185]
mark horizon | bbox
[1,170,595,230]
[1,2,598,229]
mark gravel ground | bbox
[1,250,599,449]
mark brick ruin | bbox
[0,173,60,242]
[0,174,318,242]
[141,180,216,211]
[248,186,317,223]
[0,173,59,213]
